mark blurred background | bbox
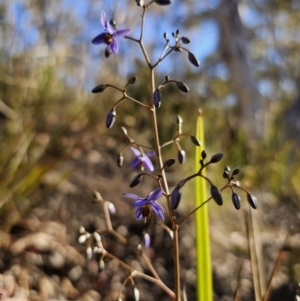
[0,0,300,300]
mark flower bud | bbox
[132,286,140,301]
[231,192,241,210]
[181,37,190,44]
[128,76,137,84]
[86,246,92,259]
[117,154,123,167]
[190,135,201,146]
[92,84,107,93]
[153,89,162,108]
[143,232,151,248]
[136,0,144,6]
[224,166,231,172]
[163,158,176,168]
[106,109,116,128]
[171,185,182,210]
[130,174,143,188]
[178,150,186,164]
[210,185,223,206]
[78,234,87,244]
[223,170,230,179]
[232,168,240,176]
[155,0,172,5]
[209,152,223,163]
[93,232,101,242]
[188,51,200,67]
[247,193,257,209]
[99,260,105,272]
[107,202,116,214]
[176,81,189,93]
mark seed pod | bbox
[129,174,143,188]
[224,166,231,172]
[171,185,182,209]
[231,192,241,210]
[93,232,101,242]
[178,150,186,164]
[247,193,257,209]
[106,109,116,129]
[181,37,190,44]
[232,168,240,176]
[128,76,137,84]
[132,286,140,301]
[209,152,223,163]
[188,51,200,67]
[117,154,123,167]
[155,0,172,5]
[86,246,92,259]
[78,234,87,244]
[201,150,207,160]
[163,158,176,168]
[92,84,107,93]
[176,81,189,93]
[153,89,162,108]
[143,232,151,248]
[210,185,223,206]
[190,135,201,146]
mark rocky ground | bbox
[0,142,300,301]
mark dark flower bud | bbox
[177,115,183,124]
[247,193,257,209]
[117,154,123,167]
[136,0,144,6]
[165,75,170,81]
[223,170,230,179]
[153,89,162,108]
[105,48,111,58]
[209,152,223,163]
[130,174,143,188]
[132,286,140,301]
[188,51,200,67]
[190,135,201,146]
[92,84,107,93]
[176,81,189,93]
[175,29,180,37]
[231,192,241,210]
[201,150,207,160]
[178,150,186,164]
[210,185,223,206]
[128,77,137,84]
[106,109,116,129]
[110,19,117,30]
[171,186,182,209]
[163,158,176,168]
[232,168,240,176]
[155,0,172,5]
[181,37,190,44]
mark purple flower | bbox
[123,188,164,220]
[130,147,155,172]
[92,11,131,54]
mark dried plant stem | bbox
[262,229,291,301]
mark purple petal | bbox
[135,206,143,219]
[147,188,163,201]
[130,147,142,157]
[143,156,154,172]
[151,202,164,220]
[101,11,113,33]
[132,199,149,207]
[146,150,156,157]
[114,28,131,37]
[123,193,141,200]
[130,157,141,169]
[91,32,107,45]
[110,38,119,54]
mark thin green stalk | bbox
[195,109,213,301]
